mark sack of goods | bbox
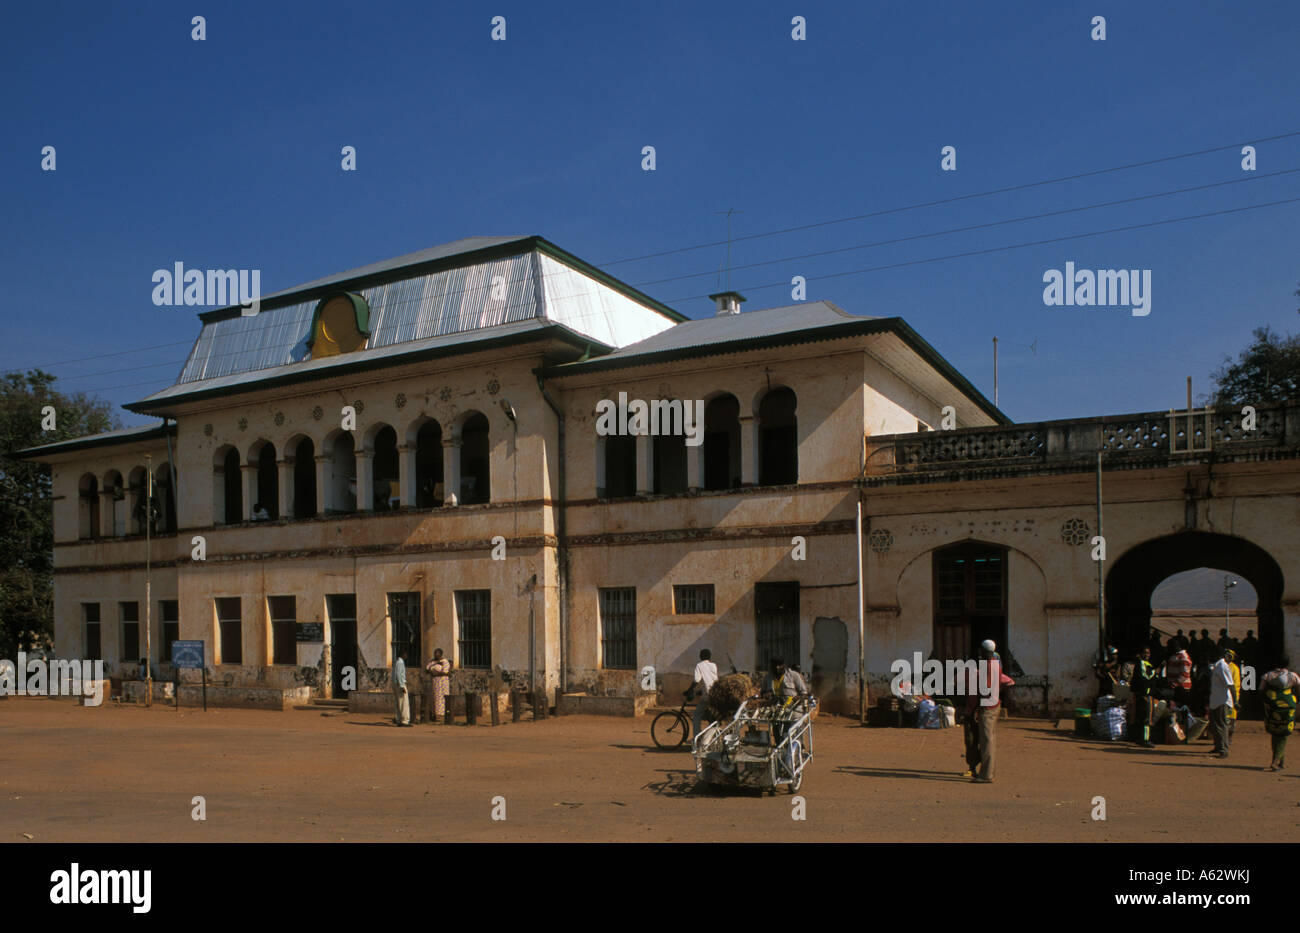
[916,699,943,729]
[1092,696,1127,741]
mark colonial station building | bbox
[19,236,1300,716]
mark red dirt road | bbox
[1,699,1295,842]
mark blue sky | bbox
[3,1,1297,427]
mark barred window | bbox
[160,600,179,665]
[599,587,637,670]
[388,592,421,666]
[455,590,491,670]
[215,597,242,665]
[120,601,140,661]
[673,584,715,615]
[268,596,297,665]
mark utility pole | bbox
[1095,450,1105,656]
[992,337,999,407]
[144,454,153,708]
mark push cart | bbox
[692,696,817,794]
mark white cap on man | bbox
[980,639,997,654]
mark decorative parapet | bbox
[864,402,1300,481]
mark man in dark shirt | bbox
[1131,646,1158,749]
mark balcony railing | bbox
[867,402,1298,476]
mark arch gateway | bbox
[14,236,1300,717]
[864,409,1300,715]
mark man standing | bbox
[690,648,719,738]
[1092,646,1120,706]
[963,639,1008,783]
[1131,646,1158,749]
[392,650,410,727]
[761,657,807,704]
[1208,647,1235,758]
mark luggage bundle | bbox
[1092,695,1127,740]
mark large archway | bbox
[1106,532,1285,668]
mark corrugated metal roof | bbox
[136,318,587,409]
[169,238,681,395]
[543,301,1009,426]
[260,236,532,301]
[180,252,542,382]
[12,422,173,460]
[551,301,873,364]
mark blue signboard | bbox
[171,640,205,669]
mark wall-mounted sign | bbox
[296,623,324,643]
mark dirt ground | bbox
[1,698,1296,842]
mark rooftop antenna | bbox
[714,208,744,290]
[992,336,998,407]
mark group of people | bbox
[1093,636,1297,768]
[1145,626,1260,673]
[389,648,452,726]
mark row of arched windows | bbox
[211,412,491,525]
[598,387,798,498]
[78,466,177,540]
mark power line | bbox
[631,167,1300,288]
[599,129,1300,266]
[51,192,1300,394]
[49,171,1300,386]
[660,195,1300,303]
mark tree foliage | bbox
[1210,325,1300,405]
[0,371,119,655]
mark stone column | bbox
[355,450,374,512]
[211,465,225,526]
[442,437,462,504]
[314,455,329,514]
[686,442,703,492]
[635,433,653,496]
[241,464,258,521]
[397,444,416,508]
[277,458,293,519]
[739,415,758,486]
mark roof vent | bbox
[709,290,746,316]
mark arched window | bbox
[292,437,316,518]
[153,466,177,534]
[128,466,148,535]
[251,441,278,520]
[600,434,636,499]
[220,447,241,522]
[103,470,126,536]
[413,419,443,507]
[758,387,798,485]
[370,425,399,510]
[78,473,100,539]
[327,432,356,513]
[653,432,687,495]
[703,395,741,491]
[460,413,490,504]
[933,542,1008,663]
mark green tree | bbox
[0,371,119,656]
[1210,326,1300,405]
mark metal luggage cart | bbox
[692,696,817,794]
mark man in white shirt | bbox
[691,649,719,738]
[1209,647,1235,758]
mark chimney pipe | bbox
[709,290,746,316]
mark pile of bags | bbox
[1092,695,1127,740]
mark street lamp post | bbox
[1223,576,1237,634]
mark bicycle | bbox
[651,694,697,749]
